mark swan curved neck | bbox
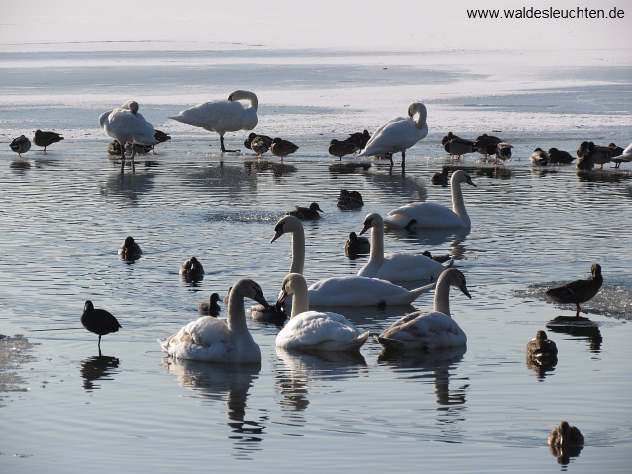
[408,103,427,130]
[290,278,309,318]
[451,178,470,227]
[289,226,305,274]
[433,274,453,316]
[368,223,385,266]
[231,90,258,111]
[227,292,248,333]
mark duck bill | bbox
[271,230,283,243]
[359,223,371,236]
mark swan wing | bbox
[612,142,632,161]
[106,109,158,145]
[275,311,368,351]
[159,316,234,361]
[380,311,466,349]
[307,276,429,306]
[170,100,257,133]
[359,118,427,156]
[375,253,446,282]
[385,202,463,229]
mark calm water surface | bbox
[1,45,631,473]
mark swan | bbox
[158,279,266,363]
[99,100,158,173]
[384,170,476,230]
[271,215,434,306]
[611,142,632,168]
[358,102,428,168]
[170,90,258,152]
[275,273,369,352]
[376,268,471,353]
[357,213,450,282]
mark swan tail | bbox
[407,281,436,303]
[157,337,170,352]
[375,335,405,352]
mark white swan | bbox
[358,102,428,168]
[611,142,632,168]
[99,100,158,172]
[271,215,435,306]
[376,268,471,353]
[384,170,476,231]
[357,212,450,282]
[170,90,258,152]
[275,273,369,352]
[158,279,267,363]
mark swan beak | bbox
[467,178,477,187]
[277,288,289,305]
[271,230,283,243]
[460,285,472,299]
[254,292,268,307]
[359,223,371,235]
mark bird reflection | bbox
[546,317,602,353]
[526,354,557,380]
[80,355,120,391]
[243,159,297,179]
[548,442,583,466]
[183,163,257,199]
[473,166,512,180]
[10,159,31,173]
[576,169,632,183]
[162,358,264,458]
[364,165,427,201]
[99,171,155,206]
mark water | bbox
[1,43,631,473]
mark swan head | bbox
[227,90,258,109]
[407,102,427,127]
[441,268,471,299]
[120,100,139,114]
[271,215,303,243]
[451,170,476,187]
[230,278,267,306]
[277,273,308,303]
[359,212,383,235]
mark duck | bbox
[107,141,152,156]
[118,236,142,261]
[441,132,458,147]
[170,90,258,152]
[610,142,631,168]
[345,232,370,258]
[159,279,266,363]
[270,137,299,160]
[275,273,369,352]
[375,268,471,353]
[33,130,63,153]
[251,135,273,157]
[250,300,287,323]
[576,141,612,169]
[545,264,602,318]
[358,102,428,168]
[530,148,549,166]
[288,202,323,220]
[244,132,272,150]
[337,189,363,210]
[526,330,558,362]
[271,215,434,306]
[474,134,502,159]
[495,142,513,164]
[384,170,476,231]
[431,167,449,186]
[345,129,371,151]
[548,421,584,449]
[151,129,171,153]
[99,100,158,172]
[81,300,122,355]
[548,147,574,164]
[328,139,357,160]
[179,257,205,281]
[357,213,449,282]
[444,136,476,160]
[422,250,451,263]
[10,135,31,157]
[198,293,221,316]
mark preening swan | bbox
[376,268,471,353]
[99,100,158,173]
[357,213,449,282]
[384,170,476,231]
[158,279,267,363]
[170,90,258,152]
[275,273,369,352]
[358,102,428,168]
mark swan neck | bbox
[232,91,258,111]
[409,103,427,129]
[368,223,385,265]
[290,226,305,274]
[227,292,248,333]
[434,274,452,316]
[290,278,309,318]
[451,178,470,226]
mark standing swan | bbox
[376,268,471,353]
[384,170,476,231]
[275,273,369,352]
[170,90,258,152]
[358,102,428,168]
[357,213,449,282]
[158,279,267,363]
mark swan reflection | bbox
[182,163,257,198]
[99,171,155,206]
[546,316,602,353]
[364,166,427,201]
[80,355,120,391]
[162,358,263,458]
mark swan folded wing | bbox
[308,276,412,306]
[170,101,257,132]
[107,109,158,145]
[276,311,367,350]
[359,117,408,155]
[385,202,464,229]
[160,316,232,360]
[381,312,466,349]
[375,253,446,282]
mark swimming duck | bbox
[288,202,324,220]
[10,135,31,157]
[545,264,602,317]
[495,142,513,164]
[530,148,549,166]
[328,139,357,160]
[548,147,574,164]
[118,236,142,261]
[179,257,205,281]
[33,130,63,153]
[431,167,449,186]
[198,293,221,316]
[548,421,584,449]
[81,300,121,355]
[250,300,287,323]
[271,137,299,160]
[526,330,558,362]
[345,232,370,258]
[337,189,363,210]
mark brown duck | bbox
[328,139,357,160]
[34,129,64,153]
[271,137,299,160]
[179,256,205,281]
[545,264,602,317]
[288,202,323,220]
[526,330,558,361]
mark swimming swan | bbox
[275,273,369,352]
[376,268,471,353]
[357,213,449,282]
[358,102,428,168]
[384,170,476,231]
[170,90,258,152]
[158,279,267,363]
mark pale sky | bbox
[1,0,630,51]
